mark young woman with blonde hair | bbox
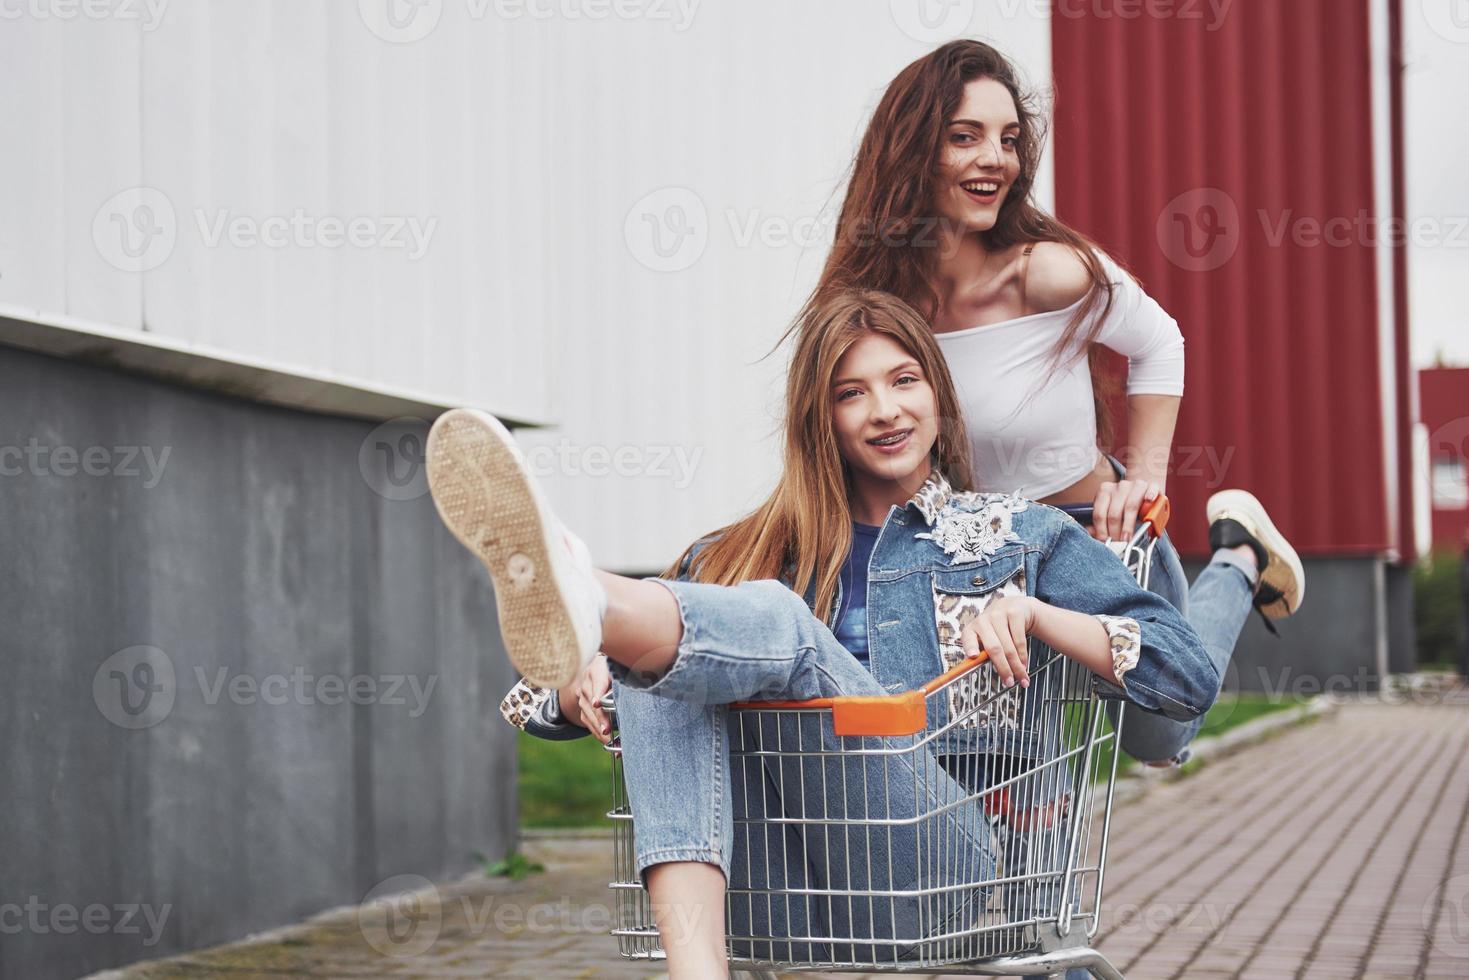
[428,289,1218,978]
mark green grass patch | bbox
[1087,693,1303,782]
[480,849,546,880]
[517,730,616,829]
[1414,551,1465,669]
[1197,693,1302,732]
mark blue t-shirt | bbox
[833,522,881,665]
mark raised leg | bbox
[1110,534,1254,763]
[612,577,997,967]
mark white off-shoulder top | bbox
[936,250,1185,498]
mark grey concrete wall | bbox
[1386,562,1419,676]
[1181,556,1405,696]
[0,345,520,979]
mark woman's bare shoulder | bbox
[1024,241,1095,314]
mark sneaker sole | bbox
[426,409,583,689]
[1207,489,1305,619]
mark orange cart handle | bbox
[1140,494,1171,538]
[729,653,990,737]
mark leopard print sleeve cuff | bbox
[500,678,557,731]
[1095,615,1142,681]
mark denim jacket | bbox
[501,470,1218,749]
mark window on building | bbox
[1433,455,1469,510]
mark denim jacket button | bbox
[971,575,984,586]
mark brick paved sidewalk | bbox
[1087,693,1469,980]
[95,695,1469,980]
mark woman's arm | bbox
[1029,516,1218,721]
[1094,393,1181,541]
[1120,393,1180,490]
[1029,598,1122,685]
[960,595,1121,688]
[1088,252,1186,541]
[559,655,613,743]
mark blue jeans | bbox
[611,578,997,964]
[1058,501,1254,763]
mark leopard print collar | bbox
[907,469,955,526]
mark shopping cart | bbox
[603,497,1171,979]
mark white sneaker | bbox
[426,409,607,688]
[1206,489,1305,620]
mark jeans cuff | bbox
[606,577,700,696]
[635,845,729,885]
[1209,547,1260,588]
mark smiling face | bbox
[831,331,939,500]
[934,77,1023,235]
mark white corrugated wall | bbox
[0,0,1052,570]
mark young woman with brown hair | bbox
[800,39,1305,766]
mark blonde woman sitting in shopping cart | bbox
[426,289,1229,979]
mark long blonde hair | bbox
[664,290,974,618]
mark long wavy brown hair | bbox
[801,39,1121,446]
[664,290,974,619]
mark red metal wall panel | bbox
[1420,367,1469,551]
[1051,0,1390,558]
